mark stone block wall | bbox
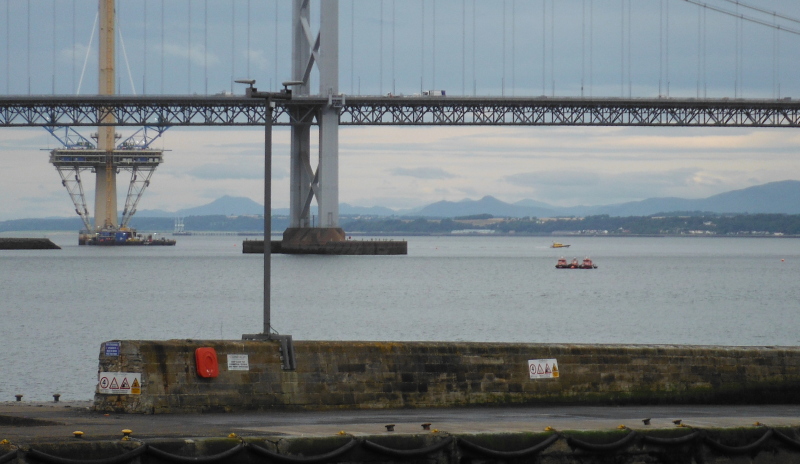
[242,240,407,254]
[93,341,800,413]
[0,238,60,249]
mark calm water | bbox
[2,232,800,401]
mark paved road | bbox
[2,402,799,444]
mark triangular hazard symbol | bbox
[132,378,140,388]
[545,364,551,374]
[110,378,119,389]
[537,364,545,374]
[120,378,130,389]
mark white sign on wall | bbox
[98,372,141,394]
[227,354,250,371]
[528,359,559,379]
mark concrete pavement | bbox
[2,401,799,444]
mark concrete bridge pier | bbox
[243,1,405,255]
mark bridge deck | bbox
[1,95,799,127]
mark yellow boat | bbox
[551,242,570,248]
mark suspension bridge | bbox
[1,0,799,339]
[1,0,799,233]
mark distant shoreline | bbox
[3,230,799,239]
[344,232,800,238]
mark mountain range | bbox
[138,196,266,217]
[138,180,800,218]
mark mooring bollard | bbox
[53,393,61,402]
[385,424,395,432]
[14,394,22,402]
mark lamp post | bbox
[239,79,297,369]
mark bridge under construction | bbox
[45,0,170,245]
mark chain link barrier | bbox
[4,427,799,464]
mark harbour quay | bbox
[94,341,800,413]
[0,238,60,250]
[4,341,800,463]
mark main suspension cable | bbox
[718,0,800,25]
[682,0,800,35]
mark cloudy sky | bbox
[1,0,800,220]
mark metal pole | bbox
[264,99,272,336]
[240,82,293,356]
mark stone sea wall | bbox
[0,238,60,249]
[242,239,407,254]
[93,341,800,414]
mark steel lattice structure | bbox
[340,97,800,127]
[2,95,800,128]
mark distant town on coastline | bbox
[3,180,800,236]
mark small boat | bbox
[551,242,570,248]
[556,257,597,269]
[555,257,572,268]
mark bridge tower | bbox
[284,0,345,246]
[48,0,166,242]
[96,0,117,230]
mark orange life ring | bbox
[195,347,219,378]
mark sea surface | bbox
[2,232,799,401]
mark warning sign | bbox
[528,359,559,379]
[227,354,250,371]
[98,372,141,395]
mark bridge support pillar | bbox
[287,0,341,247]
[317,0,340,229]
[288,122,312,228]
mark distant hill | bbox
[415,196,556,218]
[138,195,264,217]
[411,180,800,218]
[178,195,264,216]
[514,198,559,210]
[340,203,398,216]
[138,198,398,218]
[6,180,800,226]
[110,180,800,219]
[696,180,800,214]
[564,180,800,217]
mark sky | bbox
[1,0,800,220]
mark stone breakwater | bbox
[94,341,800,414]
[0,238,60,250]
[242,239,407,255]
